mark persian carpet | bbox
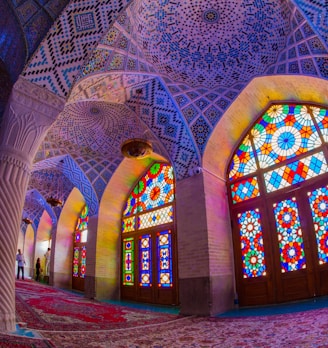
[0,333,54,347]
[15,280,181,331]
[42,309,328,347]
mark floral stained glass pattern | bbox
[122,238,134,286]
[308,185,328,264]
[273,198,306,272]
[253,104,321,169]
[80,246,86,278]
[139,235,152,287]
[76,205,89,231]
[157,230,173,287]
[228,135,257,181]
[264,152,328,193]
[138,206,173,230]
[312,106,328,142]
[122,216,135,233]
[73,247,79,277]
[231,177,260,204]
[237,209,266,278]
[123,163,174,217]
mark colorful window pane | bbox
[231,177,260,204]
[80,246,86,278]
[157,230,173,287]
[237,209,266,278]
[73,247,79,277]
[308,185,328,264]
[122,238,134,286]
[312,106,328,142]
[138,206,173,229]
[122,216,135,233]
[253,104,321,169]
[264,152,328,193]
[228,103,328,204]
[139,235,152,287]
[273,198,306,272]
[228,135,257,181]
[123,163,174,216]
[76,205,89,231]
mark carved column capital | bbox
[0,77,66,164]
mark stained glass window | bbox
[73,205,88,280]
[231,177,260,204]
[237,209,266,278]
[228,103,328,196]
[264,152,328,193]
[138,206,174,229]
[121,162,176,296]
[122,237,134,286]
[157,230,173,287]
[80,246,86,278]
[273,198,306,272]
[228,135,257,181]
[139,234,152,287]
[123,163,174,217]
[308,185,328,265]
[73,247,79,277]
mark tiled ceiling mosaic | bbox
[3,0,326,220]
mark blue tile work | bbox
[125,79,200,180]
[294,0,328,46]
[136,0,291,89]
[62,156,99,215]
[267,4,328,76]
[4,0,68,80]
[22,0,131,97]
[190,116,211,155]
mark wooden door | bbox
[121,228,178,305]
[233,178,328,306]
[72,243,86,291]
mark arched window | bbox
[72,204,89,291]
[121,162,178,305]
[228,103,328,306]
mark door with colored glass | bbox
[72,232,87,291]
[122,228,178,305]
[72,206,88,292]
[268,179,328,303]
[233,179,328,306]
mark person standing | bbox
[35,258,41,281]
[16,249,26,280]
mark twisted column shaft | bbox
[0,77,65,331]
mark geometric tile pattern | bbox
[294,0,328,46]
[125,78,200,179]
[22,0,130,97]
[230,177,260,204]
[264,151,328,193]
[135,0,291,88]
[266,5,328,76]
[138,206,174,230]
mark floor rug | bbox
[41,310,328,347]
[0,333,54,347]
[15,280,181,331]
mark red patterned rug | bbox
[15,280,181,331]
[0,333,54,347]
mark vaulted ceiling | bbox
[1,0,327,231]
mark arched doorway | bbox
[72,205,89,291]
[121,162,178,305]
[228,103,328,306]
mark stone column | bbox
[176,169,234,316]
[0,77,65,331]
